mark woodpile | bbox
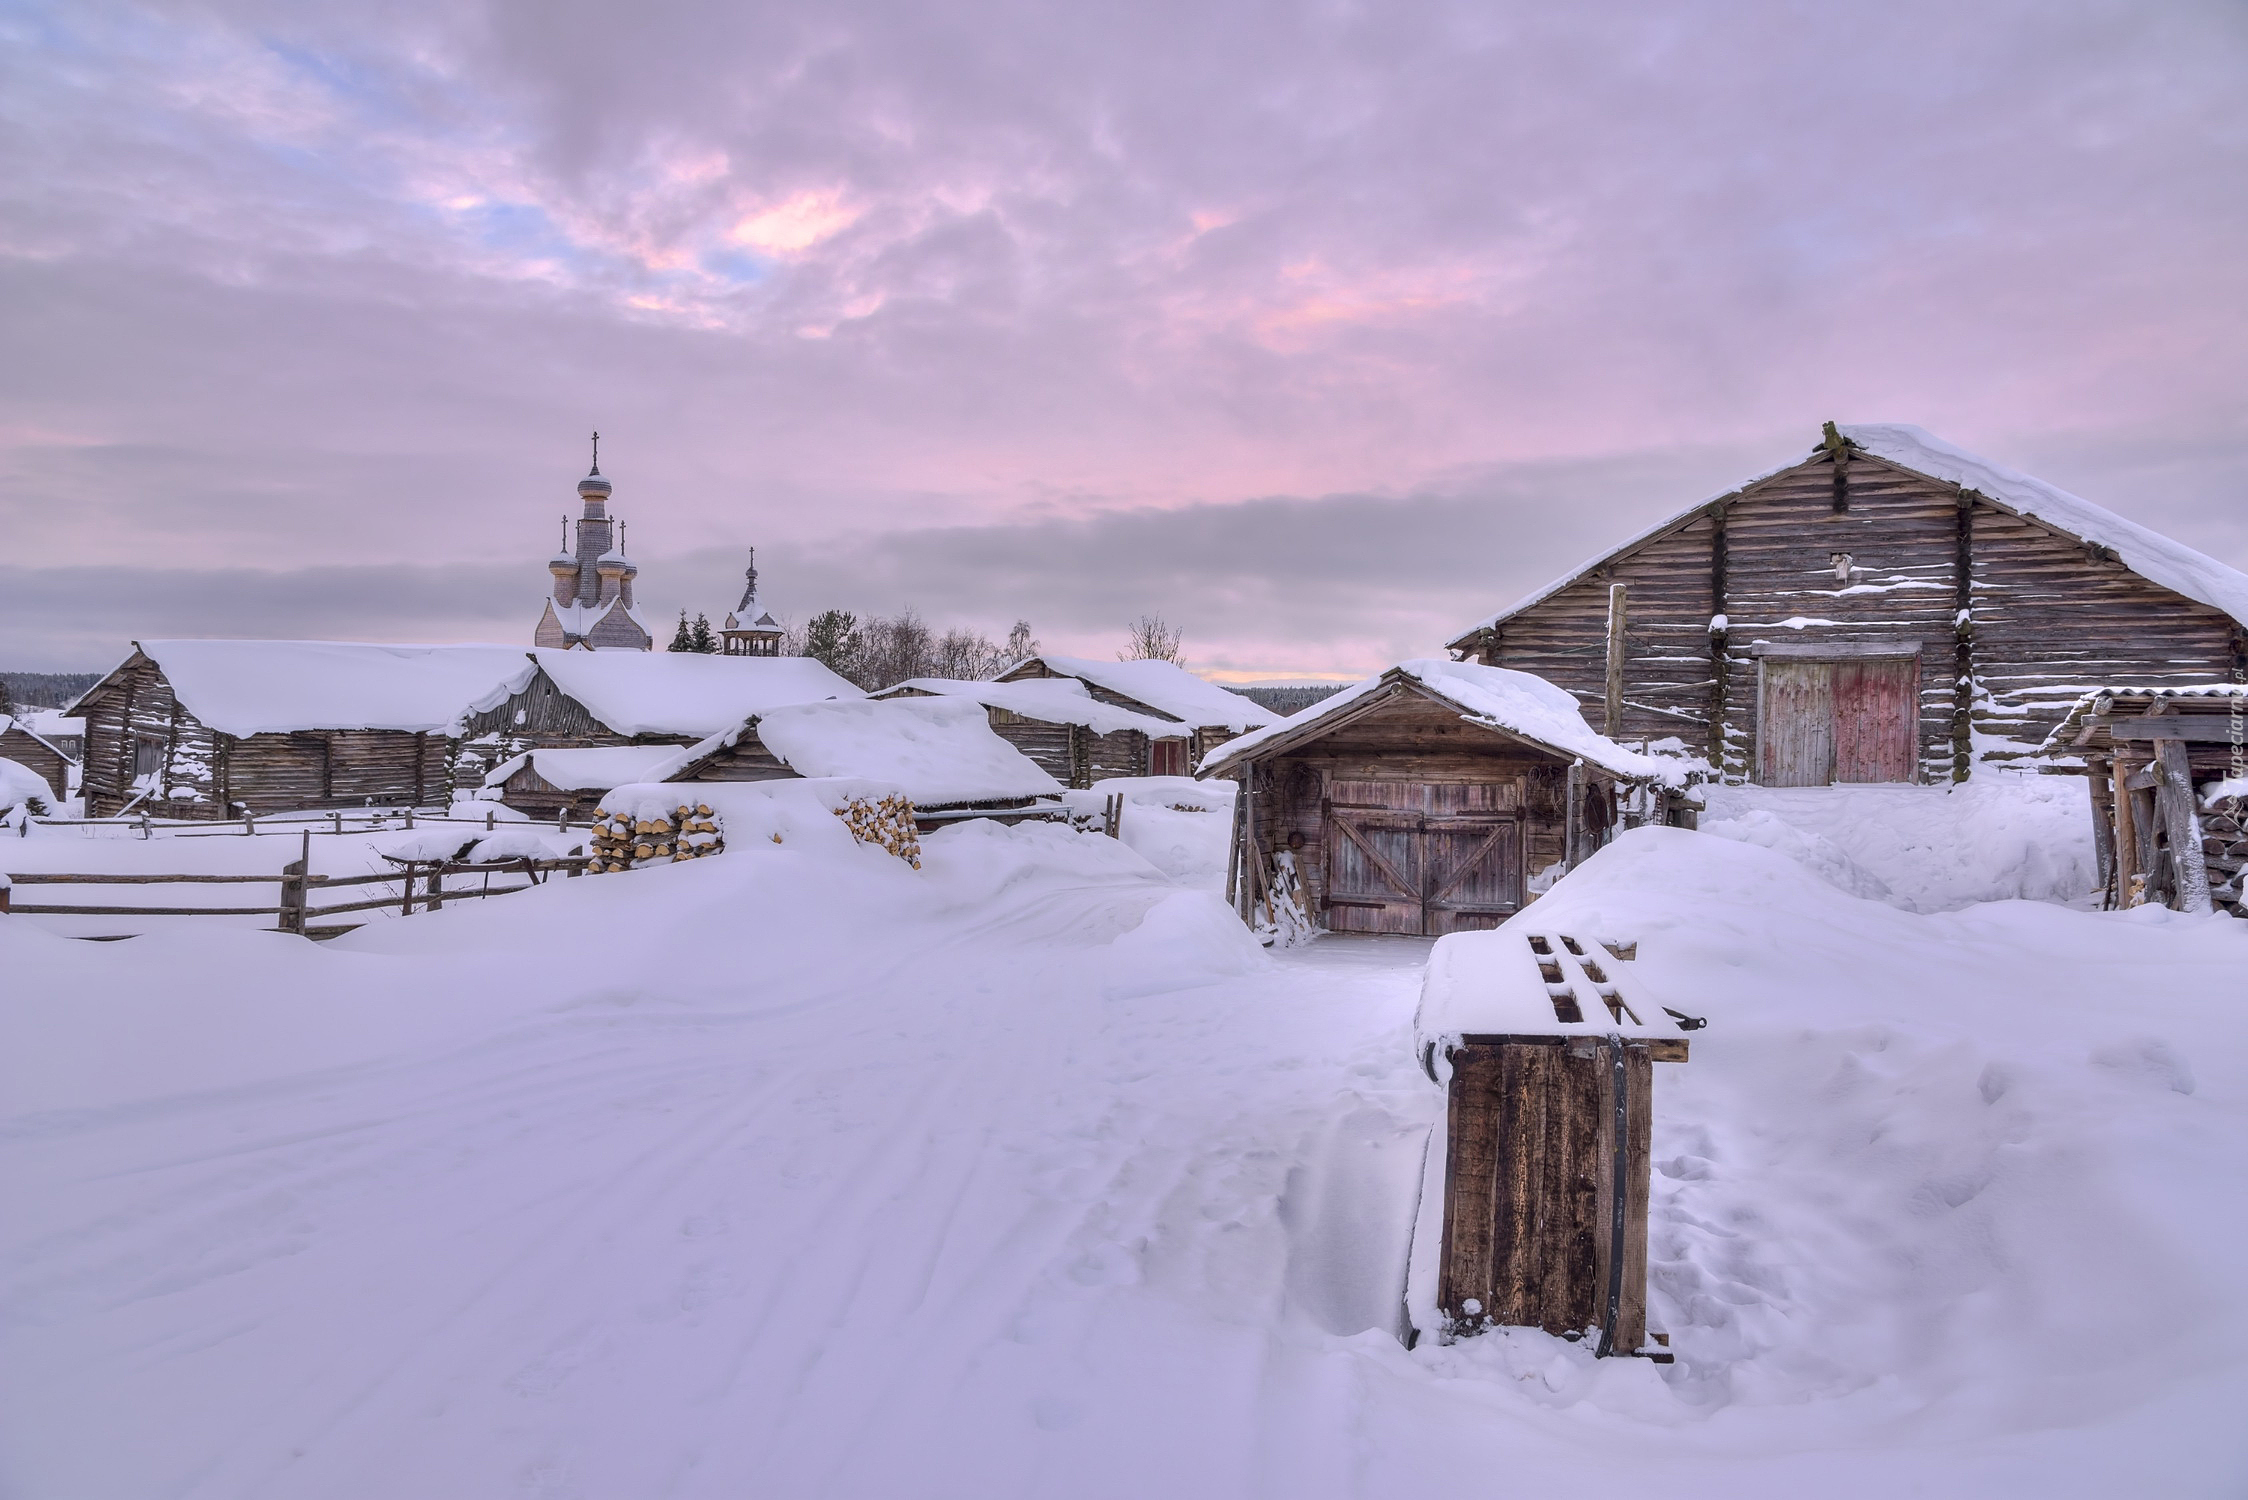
[2207,801,2247,917]
[587,801,723,873]
[833,791,922,868]
[584,791,921,873]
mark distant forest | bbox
[1232,685,1342,716]
[2,672,100,710]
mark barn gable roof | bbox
[651,696,1064,806]
[870,677,1179,737]
[1197,659,1688,785]
[999,656,1275,731]
[75,641,539,737]
[1447,423,2248,649]
[481,649,864,739]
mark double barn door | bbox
[1324,779,1523,936]
[1758,656,1919,786]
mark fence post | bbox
[331,811,342,837]
[278,831,310,936]
[427,864,444,913]
[139,811,151,840]
[400,863,417,917]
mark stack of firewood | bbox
[587,801,724,873]
[2207,802,2247,916]
[834,791,921,868]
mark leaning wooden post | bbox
[1565,759,1587,869]
[2151,733,2213,914]
[277,831,310,936]
[2111,756,2140,906]
[1224,772,1246,914]
[2086,761,2118,906]
[1604,584,1628,739]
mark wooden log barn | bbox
[2040,685,2248,918]
[71,642,537,819]
[1446,424,2248,786]
[460,649,862,753]
[1408,927,1698,1354]
[647,695,1069,832]
[870,676,1186,789]
[1198,660,1687,937]
[993,655,1274,778]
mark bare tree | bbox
[1002,619,1038,667]
[1120,614,1184,664]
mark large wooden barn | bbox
[1447,424,2248,786]
[993,656,1273,776]
[1200,660,1680,937]
[72,641,534,818]
[869,676,1182,789]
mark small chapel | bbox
[535,439,654,651]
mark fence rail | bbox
[3,849,589,935]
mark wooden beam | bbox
[2100,719,2242,742]
[2111,756,2139,905]
[2153,737,2214,914]
[1604,584,1628,738]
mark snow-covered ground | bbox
[3,785,2242,1497]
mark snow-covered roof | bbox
[1451,423,2248,643]
[2039,683,2248,752]
[93,641,540,737]
[501,650,864,738]
[655,697,1064,806]
[18,710,83,737]
[1013,656,1273,730]
[1415,928,1697,1063]
[872,677,1182,737]
[484,745,685,791]
[1199,658,1691,785]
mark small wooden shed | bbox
[71,641,535,819]
[650,695,1068,832]
[484,745,683,820]
[1409,927,1697,1355]
[0,715,78,802]
[2041,686,2247,918]
[870,677,1183,789]
[994,655,1274,777]
[1198,660,1686,937]
[461,649,862,752]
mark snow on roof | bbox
[656,697,1063,806]
[511,650,864,738]
[2039,683,2248,752]
[1200,658,1691,785]
[18,710,82,737]
[1019,657,1273,730]
[1453,423,2248,642]
[484,745,685,791]
[1415,928,1696,1058]
[873,677,1181,737]
[112,641,539,737]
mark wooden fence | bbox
[2,845,588,939]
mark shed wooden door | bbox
[1832,660,1918,783]
[1324,779,1523,936]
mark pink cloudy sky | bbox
[3,0,2244,677]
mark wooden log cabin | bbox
[869,676,1183,789]
[649,695,1069,831]
[483,745,682,820]
[71,641,537,818]
[1446,424,2248,785]
[1199,660,1681,937]
[992,656,1273,777]
[2041,686,2248,918]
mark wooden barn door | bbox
[1757,660,1834,786]
[1325,780,1523,936]
[1832,660,1918,783]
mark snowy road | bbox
[4,822,2244,1497]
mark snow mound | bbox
[1699,775,2096,911]
[1062,776,1235,886]
[1103,889,1271,999]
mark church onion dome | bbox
[578,471,613,497]
[596,547,631,572]
[549,551,578,570]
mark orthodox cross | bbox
[590,430,601,474]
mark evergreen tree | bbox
[801,609,862,679]
[668,610,695,652]
[689,613,717,653]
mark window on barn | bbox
[1150,738,1188,777]
[133,735,164,778]
[1756,653,1919,785]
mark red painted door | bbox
[1832,659,1918,783]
